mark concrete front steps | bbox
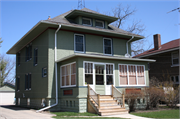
[90,95,128,116]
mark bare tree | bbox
[0,55,15,86]
[111,4,151,56]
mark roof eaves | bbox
[56,53,156,63]
[7,21,42,54]
[43,20,143,39]
[135,47,179,58]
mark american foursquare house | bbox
[7,8,155,115]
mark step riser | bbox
[89,95,128,116]
[100,111,128,116]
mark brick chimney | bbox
[153,34,161,50]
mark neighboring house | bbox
[134,34,179,85]
[7,8,154,115]
[0,82,15,105]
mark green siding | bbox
[16,30,49,99]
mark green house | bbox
[7,8,154,115]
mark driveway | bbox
[0,105,55,119]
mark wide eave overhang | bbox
[65,9,118,24]
[56,53,156,63]
[7,21,144,54]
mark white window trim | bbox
[74,34,85,53]
[83,61,115,87]
[103,38,113,56]
[171,52,179,67]
[60,62,76,88]
[118,64,146,87]
[95,20,104,28]
[82,17,92,26]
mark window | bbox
[171,76,179,84]
[16,77,20,91]
[104,38,112,55]
[34,48,38,66]
[95,20,104,28]
[26,44,32,61]
[42,67,47,77]
[85,63,93,85]
[74,34,85,53]
[25,73,31,90]
[82,18,92,26]
[17,52,20,66]
[61,62,76,87]
[106,64,113,85]
[119,64,145,86]
[172,52,179,66]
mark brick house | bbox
[134,34,179,85]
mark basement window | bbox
[27,98,30,106]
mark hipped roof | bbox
[7,8,144,54]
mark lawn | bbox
[51,112,127,119]
[131,109,179,118]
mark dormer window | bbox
[95,20,104,28]
[82,18,92,26]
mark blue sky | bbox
[0,0,179,57]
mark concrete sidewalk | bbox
[103,114,153,119]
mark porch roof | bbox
[56,53,156,63]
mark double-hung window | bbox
[172,52,179,66]
[26,44,32,61]
[17,52,20,66]
[85,63,93,85]
[119,64,145,86]
[82,18,92,26]
[74,34,85,53]
[25,73,31,90]
[16,76,20,91]
[61,62,76,87]
[34,48,38,66]
[104,38,112,55]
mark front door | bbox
[95,64,105,95]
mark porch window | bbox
[119,64,145,86]
[61,62,76,87]
[74,34,85,53]
[85,63,93,85]
[104,38,112,55]
[106,64,113,85]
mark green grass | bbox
[51,112,126,119]
[131,109,179,118]
[51,112,98,117]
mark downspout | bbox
[37,24,61,112]
[125,36,134,58]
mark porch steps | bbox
[89,95,128,116]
